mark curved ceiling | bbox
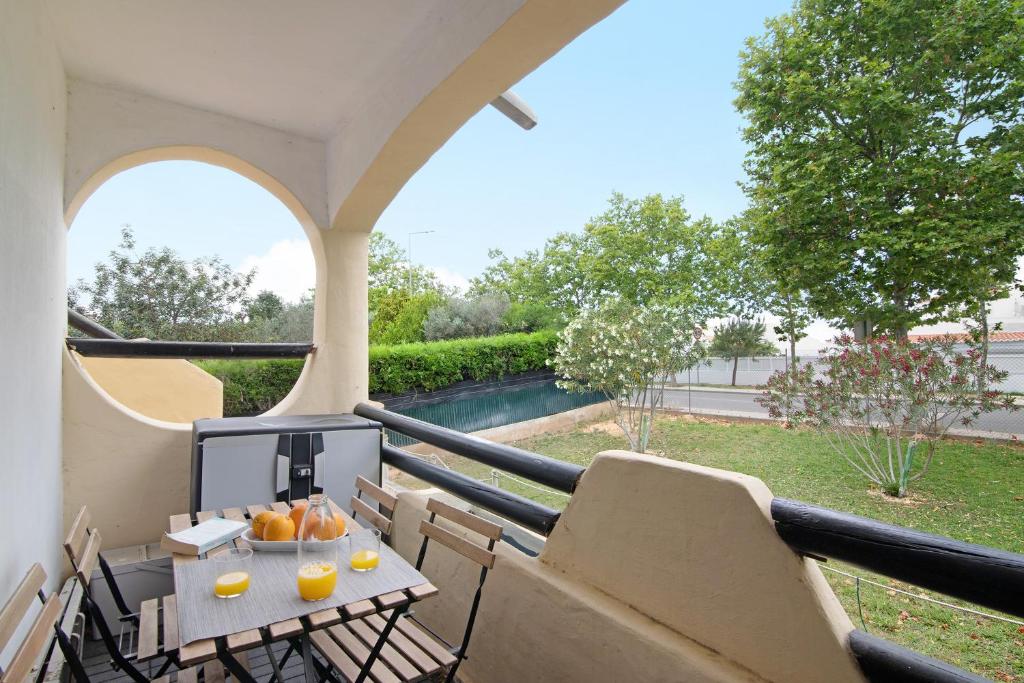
[45,0,525,139]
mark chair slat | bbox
[267,618,303,641]
[137,598,160,661]
[203,659,226,683]
[178,637,218,666]
[328,624,400,683]
[363,614,441,675]
[406,583,439,602]
[0,563,46,657]
[355,476,397,513]
[419,520,495,569]
[225,628,262,653]
[177,666,199,683]
[390,613,458,668]
[75,529,102,585]
[350,496,393,536]
[2,594,61,683]
[162,594,179,653]
[269,502,291,515]
[374,592,408,611]
[244,504,267,520]
[347,618,420,681]
[310,629,362,682]
[426,499,502,541]
[307,608,342,630]
[342,599,376,620]
[63,506,91,563]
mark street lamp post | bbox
[407,230,435,291]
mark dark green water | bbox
[386,379,603,446]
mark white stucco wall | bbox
[0,0,67,657]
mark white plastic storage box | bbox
[190,414,383,515]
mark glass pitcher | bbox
[296,494,339,601]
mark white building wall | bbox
[0,0,68,635]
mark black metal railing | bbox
[355,402,584,492]
[67,338,313,359]
[771,498,1024,620]
[357,403,1023,683]
[66,308,313,358]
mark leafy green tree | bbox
[472,193,738,324]
[369,289,445,345]
[736,0,1024,337]
[69,227,255,340]
[246,290,285,321]
[249,293,314,342]
[554,301,705,452]
[708,318,778,386]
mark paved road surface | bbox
[661,387,1023,437]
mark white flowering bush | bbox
[553,301,705,452]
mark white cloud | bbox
[430,266,470,293]
[239,239,315,303]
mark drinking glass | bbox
[297,495,339,601]
[212,548,252,599]
[349,528,381,572]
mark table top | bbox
[166,499,438,666]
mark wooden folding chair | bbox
[314,497,501,682]
[63,505,192,681]
[350,475,397,543]
[0,564,88,683]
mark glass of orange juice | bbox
[212,548,252,599]
[350,529,381,572]
[297,495,339,601]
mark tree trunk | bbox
[731,355,739,386]
[789,336,798,378]
[977,298,989,394]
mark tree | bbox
[70,227,255,340]
[708,318,778,386]
[369,289,445,345]
[553,301,705,452]
[249,292,314,342]
[423,294,510,341]
[471,193,738,324]
[736,0,1024,337]
[246,290,284,321]
[759,335,1017,496]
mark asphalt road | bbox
[661,387,1023,437]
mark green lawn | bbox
[402,415,1024,680]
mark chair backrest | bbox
[414,498,502,682]
[417,498,501,570]
[351,475,397,538]
[0,564,63,683]
[64,506,134,611]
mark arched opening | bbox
[66,155,321,423]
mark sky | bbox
[69,0,791,298]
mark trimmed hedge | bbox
[196,331,557,416]
[369,331,557,395]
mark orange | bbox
[333,513,347,539]
[263,514,295,542]
[251,510,279,539]
[300,509,338,541]
[288,503,308,537]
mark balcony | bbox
[3,2,1022,682]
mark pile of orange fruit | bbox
[251,503,346,541]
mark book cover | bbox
[161,517,247,556]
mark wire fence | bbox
[674,350,1024,393]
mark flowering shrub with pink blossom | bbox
[553,301,705,452]
[759,335,1017,497]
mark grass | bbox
[400,415,1024,680]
